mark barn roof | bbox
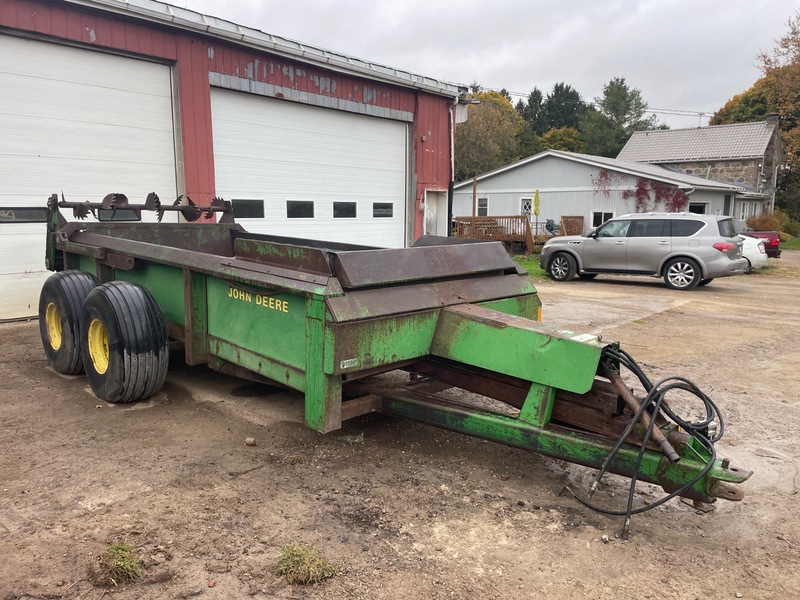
[65,0,463,98]
[617,121,779,162]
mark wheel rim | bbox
[667,261,695,288]
[551,257,569,279]
[87,318,110,374]
[45,302,62,350]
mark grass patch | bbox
[782,236,800,251]
[276,543,336,585]
[512,255,546,280]
[87,542,143,587]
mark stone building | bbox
[618,119,783,223]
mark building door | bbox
[0,35,177,320]
[210,89,408,248]
[424,190,448,236]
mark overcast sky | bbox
[181,0,795,129]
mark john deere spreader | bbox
[40,193,751,533]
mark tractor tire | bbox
[80,281,169,403]
[663,257,701,290]
[39,270,99,374]
[547,253,577,282]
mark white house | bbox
[452,150,746,234]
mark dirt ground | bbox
[2,253,799,600]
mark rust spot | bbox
[275,92,285,99]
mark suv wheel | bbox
[663,258,701,290]
[547,253,576,282]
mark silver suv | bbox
[539,213,748,290]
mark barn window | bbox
[0,208,48,223]
[232,199,265,219]
[373,203,393,218]
[334,202,357,218]
[287,200,315,219]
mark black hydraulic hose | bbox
[564,346,723,536]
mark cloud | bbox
[182,0,793,127]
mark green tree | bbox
[454,90,526,181]
[517,87,549,135]
[541,127,586,153]
[582,77,659,157]
[545,83,587,130]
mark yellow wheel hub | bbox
[45,303,62,351]
[87,318,110,374]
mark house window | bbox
[478,198,488,217]
[232,199,265,219]
[333,202,357,218]
[520,198,532,218]
[737,201,759,222]
[688,203,707,214]
[287,200,314,219]
[373,203,393,218]
[592,211,613,227]
[0,207,48,223]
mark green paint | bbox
[518,384,555,426]
[117,264,186,326]
[432,306,604,395]
[206,276,306,369]
[323,311,440,375]
[209,336,306,391]
[304,297,341,433]
[477,295,542,321]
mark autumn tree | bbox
[454,90,526,181]
[540,127,586,153]
[712,10,800,221]
[581,77,660,157]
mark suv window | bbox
[596,220,631,238]
[631,219,669,237]
[717,218,736,238]
[671,219,704,237]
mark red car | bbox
[743,231,781,258]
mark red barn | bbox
[0,0,461,319]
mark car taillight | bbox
[769,238,780,247]
[758,243,766,254]
[713,242,736,252]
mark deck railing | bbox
[452,216,537,254]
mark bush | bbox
[783,219,800,237]
[747,208,791,232]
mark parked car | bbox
[539,213,748,291]
[738,234,768,271]
[741,230,781,258]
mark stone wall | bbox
[661,159,762,192]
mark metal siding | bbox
[2,0,453,245]
[452,157,732,234]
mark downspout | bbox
[448,95,458,237]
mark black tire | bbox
[663,257,701,290]
[698,278,714,287]
[80,281,169,403]
[547,253,577,282]
[578,273,598,281]
[744,258,753,273]
[39,270,99,374]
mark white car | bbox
[738,234,768,271]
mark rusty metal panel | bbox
[331,242,516,289]
[234,238,332,276]
[325,274,537,322]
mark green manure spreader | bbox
[39,193,751,535]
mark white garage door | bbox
[211,88,408,248]
[0,35,177,320]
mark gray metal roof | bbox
[454,150,745,192]
[617,121,778,162]
[64,0,463,98]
